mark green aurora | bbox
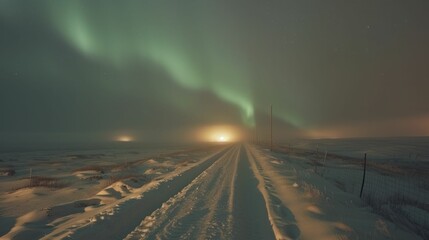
[49,1,256,127]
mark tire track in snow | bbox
[245,145,301,240]
[247,145,337,240]
[232,146,276,240]
[196,145,240,239]
[43,146,233,240]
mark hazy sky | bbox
[1,1,429,143]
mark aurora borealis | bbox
[1,1,429,143]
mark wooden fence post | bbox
[29,168,32,187]
[359,153,367,198]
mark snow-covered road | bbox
[44,144,286,240]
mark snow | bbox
[0,140,427,239]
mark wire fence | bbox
[270,143,429,239]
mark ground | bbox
[0,143,425,240]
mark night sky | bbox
[1,1,429,143]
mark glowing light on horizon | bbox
[195,125,242,142]
[216,135,231,142]
[117,135,133,142]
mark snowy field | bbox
[273,137,429,239]
[0,140,427,239]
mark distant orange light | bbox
[117,136,133,142]
[217,135,228,142]
[194,125,242,142]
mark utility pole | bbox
[270,104,273,151]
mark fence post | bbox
[359,153,367,198]
[321,151,328,177]
[323,151,327,164]
[29,168,32,187]
[270,104,273,152]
